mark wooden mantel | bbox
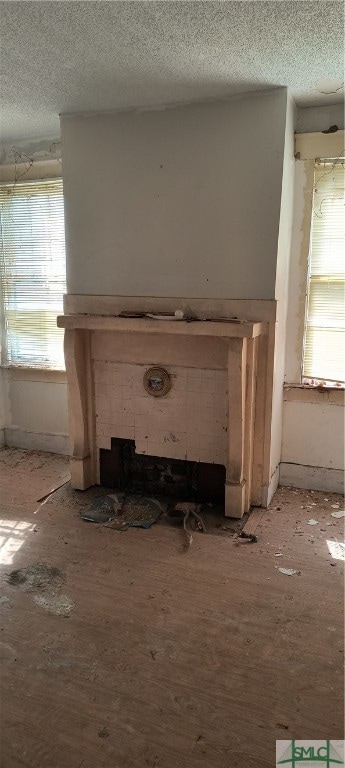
[58,312,267,518]
[57,314,264,339]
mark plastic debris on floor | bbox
[167,502,207,549]
[81,492,165,529]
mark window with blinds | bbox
[0,179,66,369]
[303,160,345,386]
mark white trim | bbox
[262,464,280,507]
[4,427,69,456]
[279,462,344,494]
[283,385,344,405]
[63,294,277,323]
[5,367,67,383]
[285,132,345,385]
[284,159,314,383]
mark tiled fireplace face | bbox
[94,361,228,467]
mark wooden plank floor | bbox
[0,448,343,768]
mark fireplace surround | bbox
[58,295,275,518]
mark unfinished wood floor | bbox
[0,448,343,768]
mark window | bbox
[303,160,345,386]
[0,179,66,369]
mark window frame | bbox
[302,158,345,386]
[0,158,66,376]
[284,130,345,394]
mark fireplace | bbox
[58,295,273,518]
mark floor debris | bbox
[0,448,69,504]
[239,531,258,543]
[327,542,345,561]
[331,510,345,518]
[307,519,318,525]
[171,502,206,549]
[81,493,165,529]
[278,567,299,576]
[81,493,124,524]
[0,596,11,606]
[5,563,73,616]
[240,508,265,540]
[6,563,64,592]
[33,593,74,617]
[36,472,71,503]
[235,532,257,544]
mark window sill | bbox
[284,384,344,405]
[2,367,67,384]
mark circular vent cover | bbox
[143,367,172,397]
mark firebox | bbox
[100,437,226,502]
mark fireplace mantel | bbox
[57,314,264,339]
[58,310,268,518]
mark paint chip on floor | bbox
[33,594,74,616]
[278,567,299,576]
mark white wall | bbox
[296,103,344,134]
[282,401,344,470]
[281,398,344,493]
[268,94,295,497]
[8,376,67,430]
[4,374,69,454]
[61,89,288,300]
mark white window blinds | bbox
[0,179,66,369]
[303,161,345,385]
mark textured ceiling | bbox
[0,0,344,141]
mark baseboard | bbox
[279,462,344,494]
[262,464,280,507]
[4,427,69,456]
[0,427,5,448]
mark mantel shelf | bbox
[57,314,266,339]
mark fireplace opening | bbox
[99,438,226,504]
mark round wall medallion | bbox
[143,366,172,397]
